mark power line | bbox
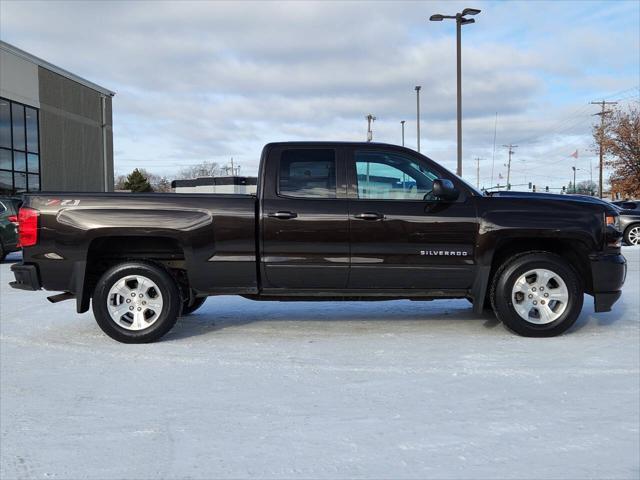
[490,112,497,187]
[475,157,483,189]
[590,100,617,197]
[502,144,518,190]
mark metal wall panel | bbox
[0,49,40,108]
[38,67,113,192]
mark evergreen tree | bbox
[123,169,153,192]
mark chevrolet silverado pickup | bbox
[10,142,627,342]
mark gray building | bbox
[0,41,114,195]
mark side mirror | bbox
[432,179,459,201]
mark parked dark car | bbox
[0,196,20,261]
[612,200,639,211]
[9,142,626,343]
[613,201,640,246]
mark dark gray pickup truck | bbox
[10,142,626,342]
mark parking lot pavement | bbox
[0,248,638,480]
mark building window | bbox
[0,97,40,195]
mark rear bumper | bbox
[590,253,626,312]
[9,263,41,291]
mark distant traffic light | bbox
[528,182,532,189]
[507,183,511,190]
[545,186,549,192]
[532,185,536,192]
[562,186,566,193]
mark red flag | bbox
[569,150,578,159]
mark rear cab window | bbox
[278,149,337,198]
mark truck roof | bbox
[264,141,408,149]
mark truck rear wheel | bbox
[92,262,181,343]
[491,252,583,337]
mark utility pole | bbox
[572,166,578,193]
[366,114,376,142]
[475,157,481,189]
[503,144,517,190]
[590,100,617,198]
[415,86,421,152]
[401,120,406,146]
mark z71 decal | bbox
[45,199,81,207]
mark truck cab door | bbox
[260,145,350,290]
[346,147,478,290]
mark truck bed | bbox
[20,192,259,311]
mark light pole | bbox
[400,120,406,146]
[430,7,480,177]
[572,166,581,193]
[414,86,421,152]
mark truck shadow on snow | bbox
[163,295,628,341]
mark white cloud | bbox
[0,0,638,188]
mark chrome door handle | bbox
[353,212,384,220]
[268,211,298,219]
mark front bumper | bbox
[590,253,626,312]
[9,263,41,291]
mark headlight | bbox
[605,213,621,231]
[605,213,622,247]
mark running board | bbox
[47,292,75,303]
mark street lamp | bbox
[572,166,581,193]
[429,7,480,177]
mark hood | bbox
[489,190,612,206]
[488,190,621,215]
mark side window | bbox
[355,151,439,200]
[279,149,336,198]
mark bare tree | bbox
[114,174,128,190]
[594,102,640,198]
[575,180,597,196]
[176,161,222,180]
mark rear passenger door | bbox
[260,146,350,289]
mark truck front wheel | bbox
[491,252,583,337]
[92,262,181,343]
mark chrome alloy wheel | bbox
[628,226,640,245]
[106,275,164,331]
[511,268,569,324]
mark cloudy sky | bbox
[1,0,638,190]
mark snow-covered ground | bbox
[1,248,638,480]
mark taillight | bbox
[8,215,18,226]
[17,207,39,247]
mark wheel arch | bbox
[77,235,188,313]
[472,236,594,314]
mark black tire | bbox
[182,296,207,315]
[92,261,181,343]
[624,223,640,246]
[490,252,583,337]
